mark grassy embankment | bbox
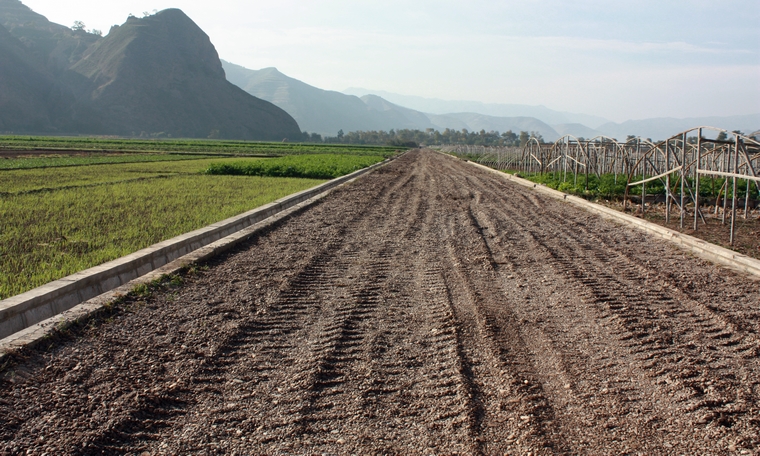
[1,146,390,299]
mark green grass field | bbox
[1,157,266,194]
[0,149,392,299]
[0,153,217,170]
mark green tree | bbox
[519,131,530,147]
[501,130,517,146]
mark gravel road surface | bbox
[2,149,759,455]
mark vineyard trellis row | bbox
[441,126,760,245]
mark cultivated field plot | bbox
[1,150,759,454]
[0,150,385,299]
[0,136,397,157]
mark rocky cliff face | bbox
[0,1,301,139]
[68,9,301,139]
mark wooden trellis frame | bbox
[441,127,760,245]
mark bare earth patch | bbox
[1,149,759,455]
[632,203,760,261]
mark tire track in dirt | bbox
[0,157,417,454]
[423,164,568,454]
[145,152,484,454]
[530,215,760,448]
[1,150,759,455]
[449,156,760,453]
[508,188,759,424]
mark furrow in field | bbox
[436,160,674,452]
[452,159,760,451]
[517,189,759,430]
[431,164,577,455]
[154,158,421,453]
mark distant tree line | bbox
[294,128,755,147]
[296,128,546,147]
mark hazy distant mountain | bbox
[551,123,604,139]
[343,87,611,129]
[344,87,759,142]
[361,98,562,141]
[0,1,301,139]
[358,94,437,130]
[222,61,435,136]
[224,61,562,139]
[426,114,469,131]
[597,114,760,141]
[429,112,560,141]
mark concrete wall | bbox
[0,159,390,340]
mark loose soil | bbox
[631,204,760,261]
[2,149,759,455]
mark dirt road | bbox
[2,149,759,455]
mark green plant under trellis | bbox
[516,171,758,201]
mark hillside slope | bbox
[429,112,560,141]
[0,0,95,133]
[359,94,436,131]
[0,0,98,72]
[0,23,58,132]
[0,2,301,139]
[68,10,300,139]
[223,61,429,136]
[223,61,561,139]
[343,87,611,128]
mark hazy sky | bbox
[20,0,760,122]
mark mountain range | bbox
[0,0,300,139]
[342,88,760,141]
[343,88,612,129]
[223,61,563,141]
[1,0,757,142]
[595,115,760,141]
[225,61,759,141]
[222,62,435,135]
